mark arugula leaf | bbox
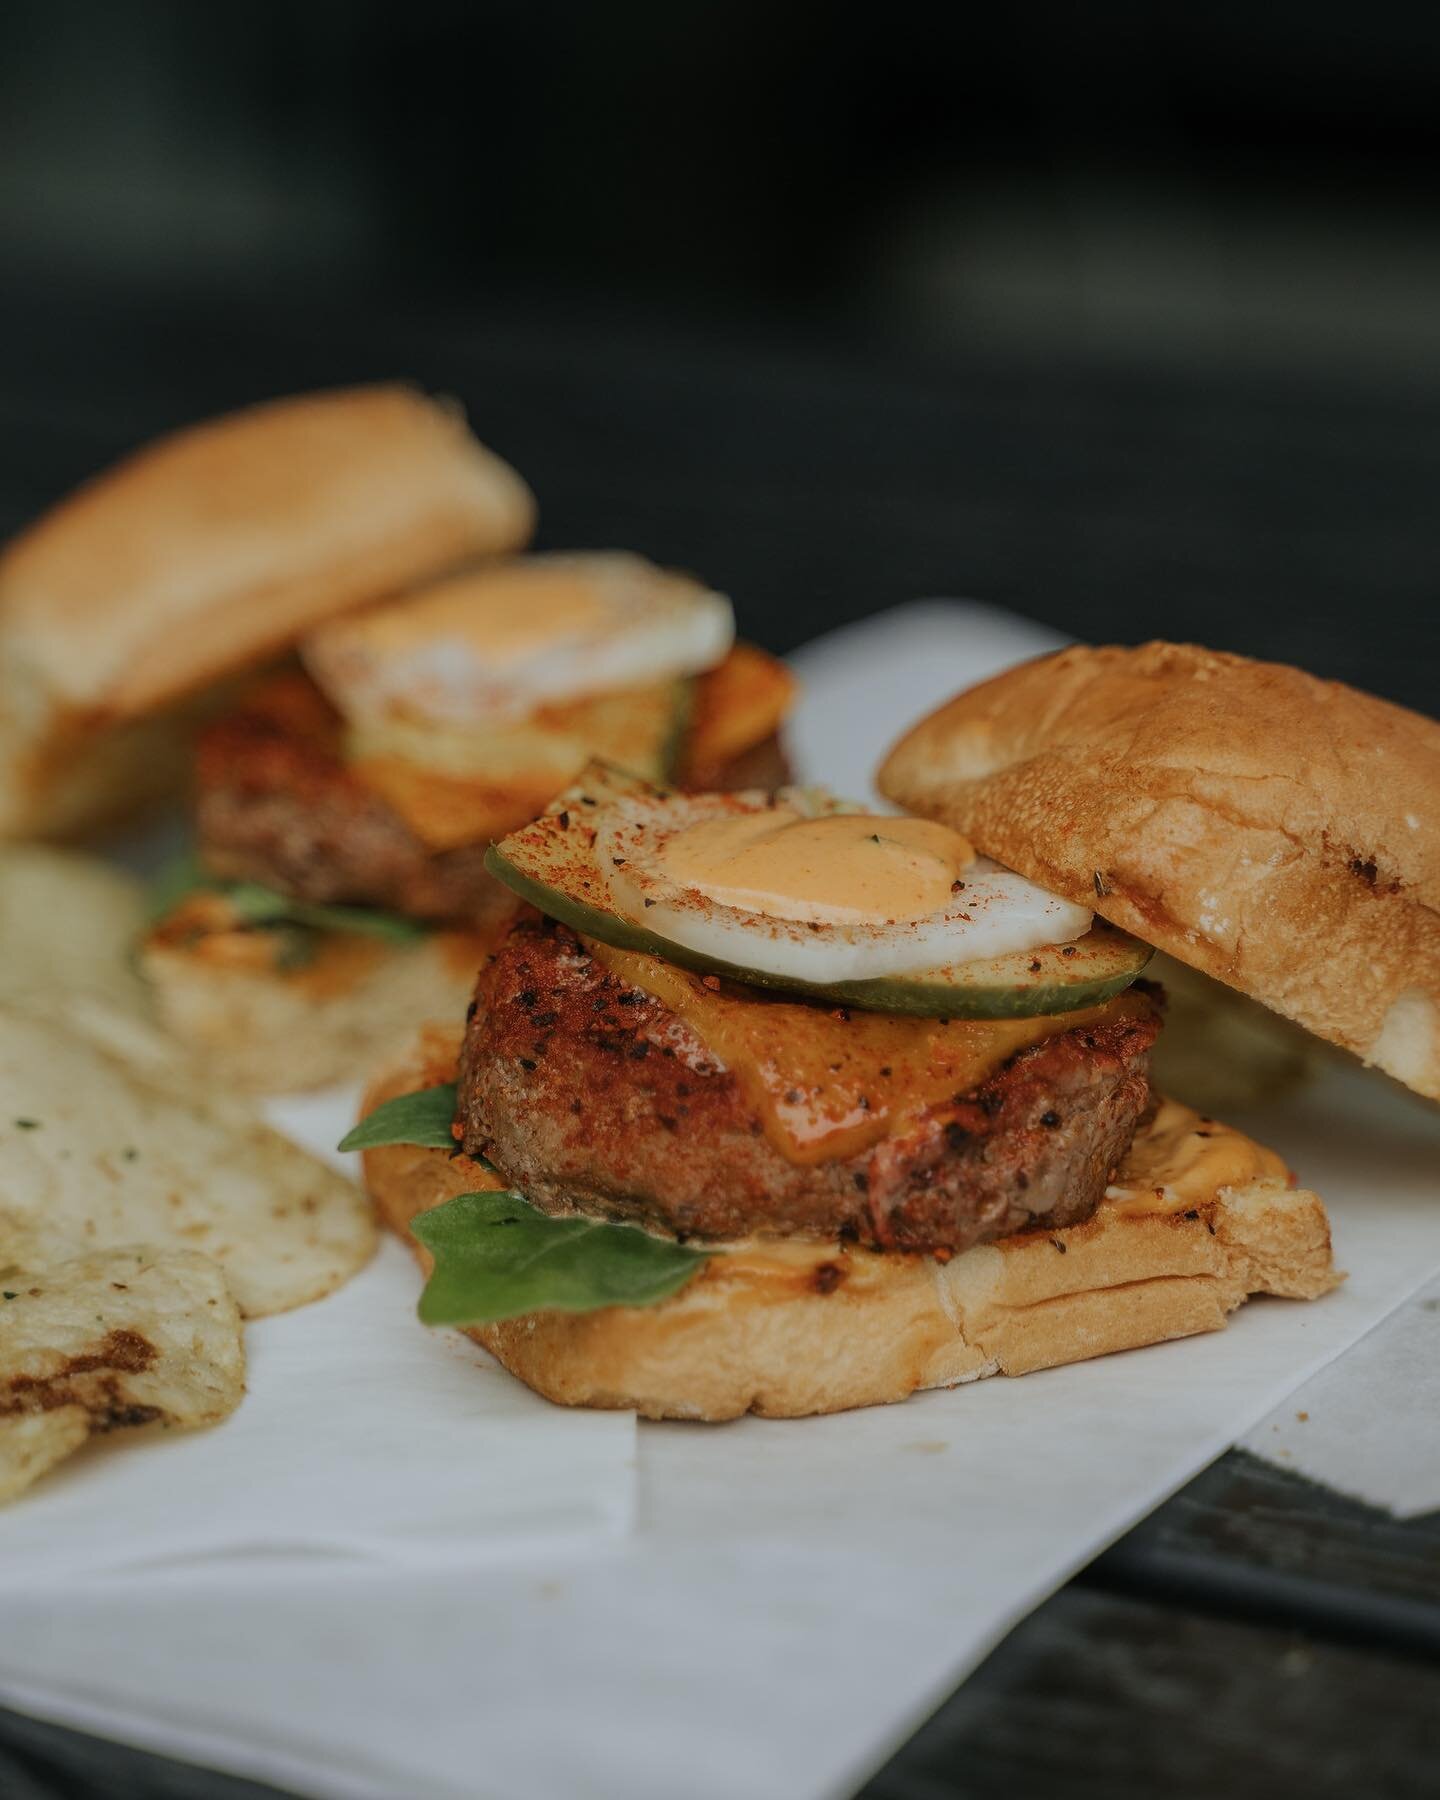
[338,1085,459,1153]
[411,1190,709,1325]
[148,853,426,942]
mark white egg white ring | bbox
[305,553,736,729]
[595,791,1093,983]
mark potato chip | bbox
[0,846,150,1018]
[0,1246,244,1504]
[0,1408,90,1505]
[0,999,376,1316]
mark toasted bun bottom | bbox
[140,932,486,1094]
[360,1028,1338,1421]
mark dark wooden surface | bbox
[870,1453,1440,1800]
[1,282,1437,1798]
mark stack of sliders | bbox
[97,434,793,1092]
[352,640,1438,1419]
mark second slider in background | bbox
[0,386,535,839]
[142,556,793,1091]
[0,384,796,1089]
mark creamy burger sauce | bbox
[147,893,387,995]
[583,936,1150,1167]
[695,1100,1289,1291]
[429,1089,1289,1280]
[1103,1096,1289,1215]
[655,810,975,924]
[148,894,494,993]
[334,564,610,667]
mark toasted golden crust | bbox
[360,1029,1338,1421]
[879,642,1440,1101]
[1,386,536,716]
[0,386,535,838]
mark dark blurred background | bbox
[2,0,1437,709]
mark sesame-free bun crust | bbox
[880,642,1440,1102]
[0,385,535,837]
[361,1028,1337,1422]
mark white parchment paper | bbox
[1244,1272,1440,1518]
[2,603,1437,1800]
[0,1237,637,1583]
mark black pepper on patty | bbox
[458,915,1161,1255]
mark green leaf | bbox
[147,851,212,921]
[411,1190,709,1326]
[338,1085,459,1153]
[147,851,427,944]
[224,883,429,942]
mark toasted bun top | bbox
[879,641,1440,1100]
[0,385,536,718]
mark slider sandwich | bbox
[142,555,795,1090]
[352,638,1429,1420]
[0,385,535,838]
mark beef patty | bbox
[195,674,787,929]
[458,916,1161,1255]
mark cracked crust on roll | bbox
[359,1027,1338,1422]
[879,641,1440,1101]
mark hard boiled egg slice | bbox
[598,790,1093,982]
[303,552,734,729]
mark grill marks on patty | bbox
[458,917,1161,1256]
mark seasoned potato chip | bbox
[2,984,205,1082]
[0,1408,90,1505]
[0,1246,244,1504]
[0,1000,375,1316]
[0,846,150,1018]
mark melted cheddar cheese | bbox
[584,937,1152,1167]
